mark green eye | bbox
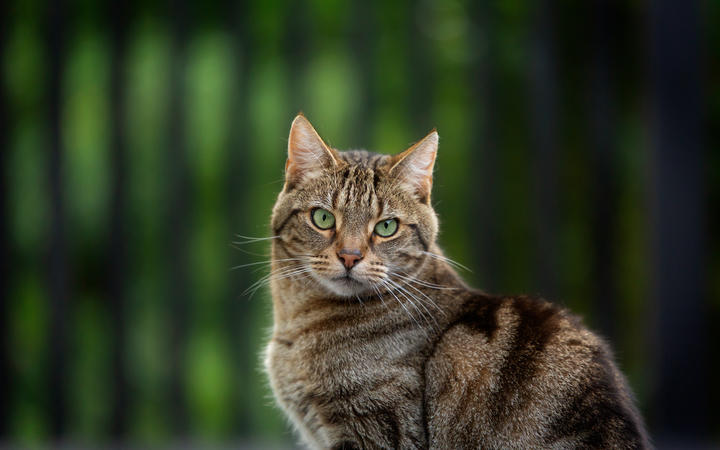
[374,218,398,237]
[312,208,335,229]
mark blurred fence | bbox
[1,0,718,446]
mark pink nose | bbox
[337,249,363,269]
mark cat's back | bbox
[425,293,649,449]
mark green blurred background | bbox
[2,0,719,447]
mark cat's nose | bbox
[337,248,363,269]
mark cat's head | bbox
[271,114,439,298]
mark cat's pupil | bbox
[322,213,327,221]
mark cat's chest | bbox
[265,326,428,446]
[267,327,423,395]
[267,305,429,386]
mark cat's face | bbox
[271,115,439,298]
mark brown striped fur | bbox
[264,115,650,449]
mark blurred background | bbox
[1,0,718,447]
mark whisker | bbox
[392,271,457,290]
[243,271,284,297]
[233,234,281,245]
[388,273,447,318]
[378,279,422,330]
[246,271,313,299]
[245,269,314,299]
[371,285,390,311]
[384,278,439,328]
[420,250,472,272]
[229,258,304,271]
[229,244,271,257]
[378,280,434,338]
[242,265,310,298]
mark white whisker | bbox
[242,264,311,298]
[388,273,447,318]
[230,257,304,271]
[420,250,472,272]
[392,271,457,291]
[233,234,281,245]
[371,285,390,311]
[385,278,439,329]
[378,279,422,330]
[229,244,271,257]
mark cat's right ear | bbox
[285,114,339,190]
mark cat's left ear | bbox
[285,114,340,190]
[390,130,438,203]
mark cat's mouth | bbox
[332,274,364,285]
[327,273,369,295]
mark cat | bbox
[263,114,650,449]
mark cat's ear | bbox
[389,130,438,203]
[285,114,340,189]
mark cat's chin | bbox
[318,274,373,298]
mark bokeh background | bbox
[2,0,719,447]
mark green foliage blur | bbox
[3,0,719,446]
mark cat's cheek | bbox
[375,232,410,252]
[304,225,335,247]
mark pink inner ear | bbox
[286,115,338,185]
[392,131,438,200]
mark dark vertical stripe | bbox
[408,1,432,136]
[489,297,561,426]
[226,0,251,433]
[285,0,308,113]
[0,0,8,433]
[709,0,720,435]
[468,1,500,292]
[47,0,68,437]
[589,0,618,341]
[350,0,375,145]
[548,352,645,446]
[406,224,428,252]
[454,295,503,342]
[167,0,189,434]
[529,0,558,299]
[649,0,708,436]
[109,0,128,437]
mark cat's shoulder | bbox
[448,291,589,337]
[433,290,607,365]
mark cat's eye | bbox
[374,218,398,237]
[311,208,336,230]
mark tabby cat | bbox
[263,114,649,449]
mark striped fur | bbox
[264,115,650,449]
